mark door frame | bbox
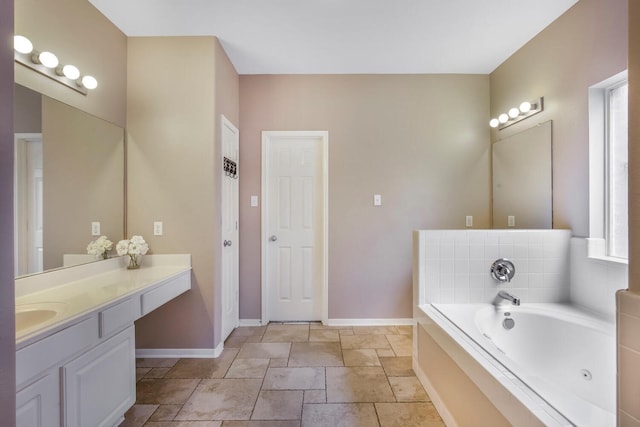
[261,131,329,325]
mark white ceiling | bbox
[89,0,578,75]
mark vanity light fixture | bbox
[13,35,98,96]
[489,97,544,130]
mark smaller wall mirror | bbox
[14,84,125,277]
[492,121,553,229]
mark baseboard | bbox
[325,318,413,326]
[239,319,264,326]
[136,341,224,359]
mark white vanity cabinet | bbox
[16,260,192,427]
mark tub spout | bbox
[498,290,520,306]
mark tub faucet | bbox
[497,290,520,306]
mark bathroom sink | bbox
[16,302,68,332]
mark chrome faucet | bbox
[497,290,520,306]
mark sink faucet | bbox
[497,290,520,306]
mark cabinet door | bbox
[16,371,60,427]
[62,326,135,427]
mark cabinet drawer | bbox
[141,272,190,315]
[100,297,139,338]
[16,316,98,388]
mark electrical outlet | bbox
[373,194,382,206]
[508,216,516,227]
[91,222,100,236]
[466,216,473,227]
[251,195,259,207]
[154,221,163,236]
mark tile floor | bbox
[121,323,445,427]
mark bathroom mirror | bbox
[492,121,552,229]
[14,84,125,277]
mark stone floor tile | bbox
[301,403,379,427]
[340,334,391,350]
[120,404,158,427]
[224,336,248,348]
[352,326,399,335]
[245,335,264,343]
[222,421,300,427]
[237,342,291,359]
[375,402,445,427]
[268,358,288,368]
[376,349,396,358]
[230,326,267,337]
[338,329,354,336]
[262,367,325,390]
[289,342,343,367]
[379,357,415,377]
[388,377,429,402]
[135,379,200,404]
[309,329,340,342]
[342,349,381,367]
[385,335,412,357]
[303,389,326,404]
[145,368,171,379]
[136,367,151,382]
[262,324,309,343]
[175,379,262,420]
[396,325,413,335]
[165,350,238,379]
[326,367,395,403]
[251,390,304,420]
[145,422,222,427]
[149,404,182,421]
[225,358,270,379]
[136,358,179,368]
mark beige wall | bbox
[239,74,490,319]
[489,0,628,237]
[42,97,124,270]
[15,0,127,127]
[128,37,239,349]
[0,0,15,422]
[14,84,41,133]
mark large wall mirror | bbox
[492,121,553,229]
[14,83,125,277]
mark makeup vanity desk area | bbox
[15,255,191,427]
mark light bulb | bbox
[508,107,520,118]
[519,101,532,113]
[489,118,500,128]
[14,35,33,54]
[81,75,98,90]
[38,51,58,68]
[61,65,80,80]
[498,113,509,124]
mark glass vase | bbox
[127,254,139,269]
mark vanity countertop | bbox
[16,255,191,348]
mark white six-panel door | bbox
[221,116,239,341]
[262,131,328,323]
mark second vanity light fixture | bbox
[489,97,544,130]
[14,35,98,95]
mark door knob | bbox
[223,240,232,247]
[270,235,278,242]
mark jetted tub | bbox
[427,303,616,427]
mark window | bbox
[588,71,628,262]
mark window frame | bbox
[587,70,628,264]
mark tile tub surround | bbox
[617,290,640,425]
[120,323,444,427]
[413,229,572,305]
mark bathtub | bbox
[417,303,615,427]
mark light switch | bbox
[508,216,516,227]
[465,216,473,227]
[154,221,163,236]
[373,194,382,206]
[251,195,259,207]
[91,222,100,236]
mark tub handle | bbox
[491,258,516,283]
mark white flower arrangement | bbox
[87,235,113,259]
[116,235,149,269]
